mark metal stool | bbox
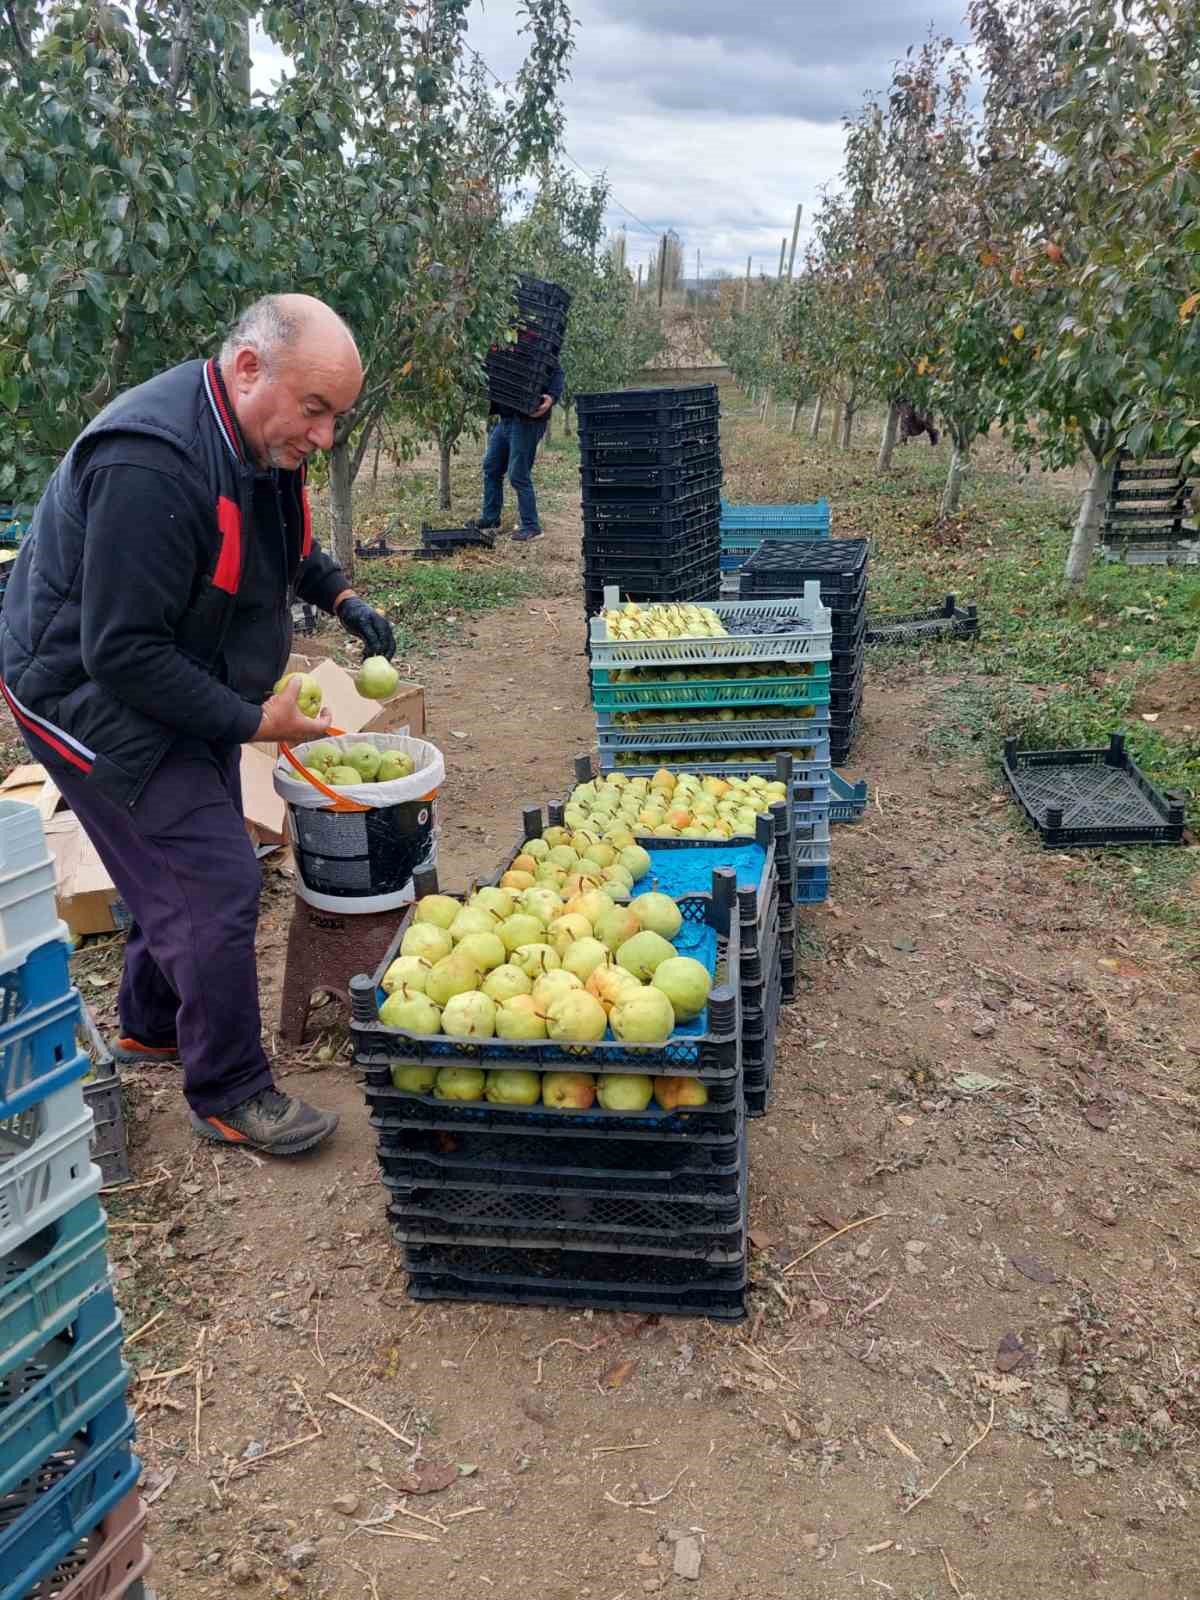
[278,894,402,1045]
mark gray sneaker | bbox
[191,1088,339,1155]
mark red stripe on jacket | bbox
[0,682,92,774]
[213,496,242,594]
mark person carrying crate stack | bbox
[0,294,397,1157]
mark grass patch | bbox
[722,402,1200,948]
[359,556,545,653]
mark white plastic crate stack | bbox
[0,800,149,1600]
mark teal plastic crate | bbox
[830,771,868,823]
[591,663,831,714]
[596,715,832,755]
[0,1286,128,1500]
[720,498,830,528]
[0,1197,109,1379]
[0,1405,138,1600]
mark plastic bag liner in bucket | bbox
[273,734,445,913]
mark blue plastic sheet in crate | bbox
[641,842,768,898]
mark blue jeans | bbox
[481,415,546,531]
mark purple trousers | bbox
[51,738,275,1117]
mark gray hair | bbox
[219,296,301,372]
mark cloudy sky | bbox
[467,0,969,277]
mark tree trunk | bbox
[877,401,900,473]
[789,400,800,435]
[371,431,383,488]
[840,402,855,451]
[1064,455,1112,585]
[759,392,769,423]
[940,439,968,516]
[329,439,355,582]
[437,438,452,511]
[810,395,824,438]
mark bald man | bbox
[0,296,395,1156]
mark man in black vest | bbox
[0,294,395,1156]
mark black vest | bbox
[0,359,313,808]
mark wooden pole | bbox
[777,237,787,278]
[657,234,667,309]
[635,263,642,304]
[742,255,751,312]
[786,204,803,279]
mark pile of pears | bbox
[302,739,415,788]
[379,864,714,1076]
[600,602,727,641]
[565,769,787,841]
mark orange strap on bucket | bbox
[280,734,441,814]
[279,729,372,814]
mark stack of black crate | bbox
[576,386,723,631]
[734,538,869,766]
[486,275,572,416]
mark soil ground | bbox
[65,404,1200,1600]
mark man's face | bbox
[230,340,363,471]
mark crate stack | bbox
[351,860,751,1320]
[587,585,835,906]
[730,539,868,770]
[576,386,723,630]
[719,498,831,576]
[486,275,572,417]
[0,801,148,1600]
[1099,452,1200,566]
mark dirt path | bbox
[109,490,1200,1600]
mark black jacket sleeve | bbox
[78,461,263,745]
[295,544,351,613]
[546,359,565,403]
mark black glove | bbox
[336,595,396,659]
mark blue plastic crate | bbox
[0,507,31,548]
[0,1286,128,1499]
[830,771,868,824]
[792,865,830,904]
[0,1197,109,1380]
[0,937,84,1120]
[0,1408,138,1600]
[720,498,831,529]
[598,735,832,781]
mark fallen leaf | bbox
[1141,712,1160,723]
[863,1540,895,1555]
[1083,1104,1112,1132]
[975,1370,1030,1396]
[601,1359,640,1391]
[392,1463,457,1495]
[1010,1255,1059,1285]
[892,935,917,953]
[635,1552,658,1569]
[781,1411,806,1442]
[749,1228,776,1251]
[457,1463,478,1477]
[932,997,955,1013]
[954,1072,1006,1094]
[995,1332,1029,1373]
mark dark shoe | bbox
[113,1036,179,1066]
[512,526,543,543]
[469,518,500,532]
[191,1087,339,1156]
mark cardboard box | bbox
[240,744,289,848]
[43,813,131,937]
